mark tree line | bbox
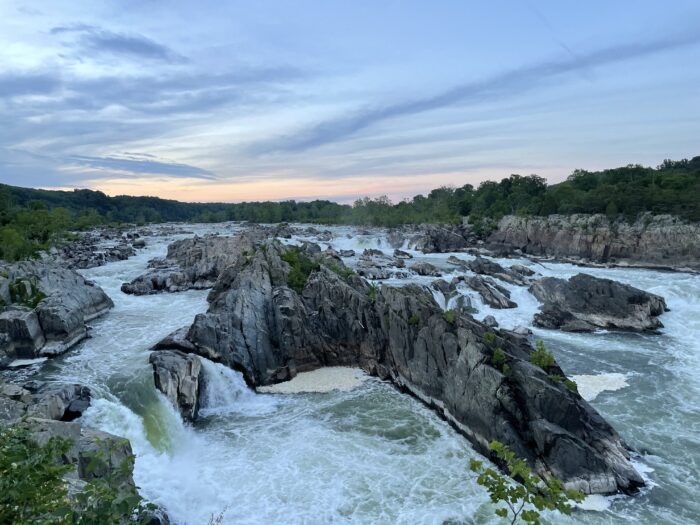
[1,156,698,260]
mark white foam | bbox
[257,367,368,394]
[571,373,629,401]
[577,494,612,512]
[7,357,48,368]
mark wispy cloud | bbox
[51,24,187,63]
[67,154,217,179]
[251,30,700,153]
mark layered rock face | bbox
[488,214,700,270]
[0,262,113,367]
[530,273,668,332]
[156,239,643,495]
[121,233,258,294]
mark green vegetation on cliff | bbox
[1,156,698,261]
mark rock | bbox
[409,262,442,277]
[149,350,203,421]
[165,240,643,495]
[511,264,535,277]
[356,261,391,280]
[529,273,667,332]
[407,225,470,253]
[446,255,469,268]
[466,256,528,285]
[339,249,356,257]
[363,248,384,257]
[0,262,113,366]
[488,214,700,271]
[462,275,517,309]
[482,315,499,328]
[387,229,406,249]
[122,232,260,295]
[132,238,146,249]
[393,249,413,259]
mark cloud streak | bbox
[67,154,217,179]
[251,30,700,153]
[51,24,187,63]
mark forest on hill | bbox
[1,156,698,260]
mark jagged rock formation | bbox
[149,350,203,421]
[0,262,113,367]
[409,261,442,277]
[459,275,517,309]
[121,233,257,294]
[530,273,668,332]
[488,214,700,271]
[154,238,643,495]
[407,224,471,253]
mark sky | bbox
[0,1,699,203]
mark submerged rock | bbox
[160,239,643,495]
[0,261,113,367]
[529,273,667,332]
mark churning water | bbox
[24,225,700,524]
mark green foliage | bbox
[492,347,506,369]
[408,314,421,326]
[8,277,46,309]
[327,262,355,279]
[564,379,578,393]
[442,309,457,324]
[530,341,556,370]
[483,331,497,348]
[367,283,378,303]
[0,425,153,525]
[281,247,320,294]
[470,440,585,524]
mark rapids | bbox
[14,224,700,524]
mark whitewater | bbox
[21,224,700,524]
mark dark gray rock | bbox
[339,249,356,257]
[408,225,470,253]
[163,240,643,495]
[465,256,528,286]
[393,249,413,259]
[529,273,668,332]
[482,315,499,328]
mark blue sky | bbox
[1,1,699,202]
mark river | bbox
[24,224,700,524]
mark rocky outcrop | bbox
[487,214,700,271]
[149,350,203,421]
[0,262,113,367]
[406,224,471,253]
[460,275,517,309]
[159,240,643,495]
[409,261,442,277]
[529,273,668,332]
[121,233,257,294]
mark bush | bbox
[327,263,355,279]
[483,331,497,348]
[564,379,578,392]
[443,309,457,324]
[408,314,421,326]
[0,424,153,524]
[530,340,556,370]
[367,283,378,303]
[492,348,506,369]
[470,440,584,524]
[281,247,320,294]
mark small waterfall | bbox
[199,359,278,417]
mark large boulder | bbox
[461,275,517,309]
[0,262,113,366]
[149,350,203,421]
[407,225,470,253]
[160,240,643,495]
[529,273,667,332]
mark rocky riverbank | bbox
[486,214,700,271]
[150,233,645,495]
[0,261,113,368]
